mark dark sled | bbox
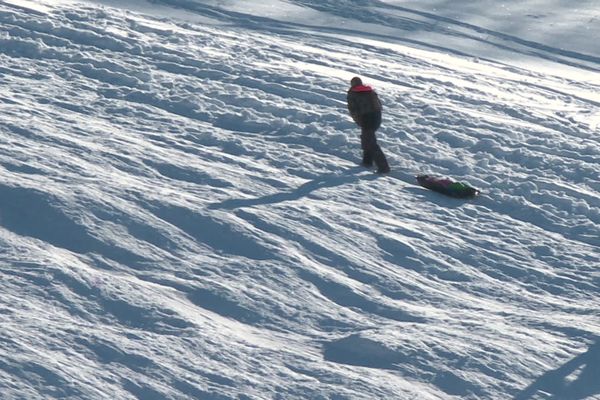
[416,174,480,198]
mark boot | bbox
[374,148,390,173]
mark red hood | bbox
[350,85,373,92]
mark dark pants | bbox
[359,112,389,172]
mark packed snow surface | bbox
[0,0,598,399]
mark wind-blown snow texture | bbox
[0,0,599,399]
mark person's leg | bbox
[362,128,389,173]
[360,132,373,166]
[360,112,388,172]
[369,113,389,173]
[374,147,390,173]
[360,113,379,167]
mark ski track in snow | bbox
[0,0,599,399]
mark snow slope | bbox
[0,0,598,399]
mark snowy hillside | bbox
[0,0,599,399]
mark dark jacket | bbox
[347,84,382,127]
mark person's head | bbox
[350,76,363,87]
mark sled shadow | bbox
[209,167,373,210]
[413,187,476,209]
[514,339,600,400]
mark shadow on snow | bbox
[515,339,600,400]
[208,166,375,210]
[152,0,600,72]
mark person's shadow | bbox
[515,339,600,400]
[208,166,375,210]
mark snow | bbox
[0,0,598,399]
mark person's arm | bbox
[372,91,382,112]
[347,92,360,124]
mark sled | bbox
[416,174,480,198]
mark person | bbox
[347,76,390,173]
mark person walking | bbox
[347,76,390,174]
